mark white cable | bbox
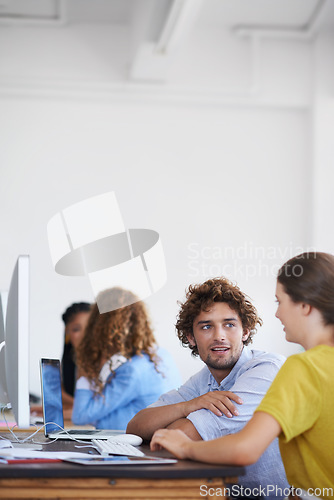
[0,409,96,446]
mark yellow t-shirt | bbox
[255,345,334,494]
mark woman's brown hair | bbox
[76,287,158,393]
[176,277,262,357]
[277,251,334,326]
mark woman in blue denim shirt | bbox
[72,287,181,430]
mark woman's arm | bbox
[150,411,281,466]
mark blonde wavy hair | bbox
[76,287,158,394]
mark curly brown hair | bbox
[76,287,158,394]
[176,277,262,357]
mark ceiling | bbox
[0,0,331,29]
[0,0,333,84]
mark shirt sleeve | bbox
[255,355,322,442]
[72,361,140,426]
[188,358,283,440]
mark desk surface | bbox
[0,432,245,480]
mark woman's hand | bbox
[150,428,193,460]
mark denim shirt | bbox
[149,347,290,498]
[72,348,181,431]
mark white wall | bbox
[312,31,334,251]
[0,17,330,395]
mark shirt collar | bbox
[99,353,127,385]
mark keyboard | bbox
[92,439,145,457]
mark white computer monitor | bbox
[0,256,30,428]
[0,291,8,405]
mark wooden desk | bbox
[0,433,245,499]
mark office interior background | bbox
[0,0,334,396]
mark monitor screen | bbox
[40,358,64,434]
[1,256,30,428]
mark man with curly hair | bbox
[128,278,289,497]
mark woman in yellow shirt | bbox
[151,252,334,496]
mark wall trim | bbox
[0,76,309,110]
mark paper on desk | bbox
[0,448,101,460]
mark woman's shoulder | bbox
[155,347,182,385]
[156,346,176,361]
[117,352,156,370]
[126,348,176,367]
[276,347,331,386]
[286,345,334,365]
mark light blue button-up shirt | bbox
[149,347,290,498]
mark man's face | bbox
[188,302,249,384]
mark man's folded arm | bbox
[166,417,202,440]
[126,398,190,440]
[127,374,204,439]
[127,387,241,439]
